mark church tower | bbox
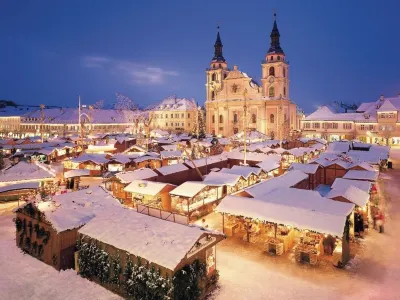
[261,13,289,100]
[206,26,229,102]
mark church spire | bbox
[268,12,284,55]
[212,25,225,62]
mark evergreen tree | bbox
[0,150,4,170]
[191,108,206,138]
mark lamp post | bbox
[243,88,248,166]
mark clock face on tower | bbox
[269,77,274,83]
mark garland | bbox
[77,239,216,300]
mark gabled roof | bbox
[203,171,243,186]
[288,163,319,174]
[169,181,209,198]
[0,161,55,183]
[124,180,174,196]
[342,170,378,181]
[331,178,372,193]
[115,168,158,184]
[377,99,397,112]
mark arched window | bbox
[219,115,223,123]
[233,113,238,123]
[224,73,227,79]
[270,114,275,123]
[283,68,286,77]
[211,91,215,100]
[284,87,286,96]
[219,64,222,68]
[269,86,275,97]
[277,56,281,61]
[212,115,215,123]
[269,67,275,76]
[251,113,256,124]
[211,73,216,81]
[213,64,216,68]
[271,56,274,61]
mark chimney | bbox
[380,95,384,101]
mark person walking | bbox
[375,211,385,233]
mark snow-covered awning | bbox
[169,181,210,198]
[0,182,40,193]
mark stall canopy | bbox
[243,170,308,198]
[216,193,354,237]
[64,169,91,179]
[342,170,378,182]
[326,185,370,207]
[0,182,40,193]
[256,156,281,172]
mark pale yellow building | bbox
[149,96,197,133]
[205,14,301,138]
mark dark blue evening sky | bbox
[0,0,399,113]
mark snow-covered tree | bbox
[114,93,139,111]
[92,99,104,109]
[191,107,206,138]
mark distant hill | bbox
[0,100,17,108]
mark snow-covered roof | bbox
[377,99,397,112]
[160,150,182,158]
[203,171,242,186]
[184,154,228,168]
[218,167,251,179]
[86,144,116,153]
[326,185,370,207]
[256,155,281,172]
[0,182,39,193]
[216,194,353,237]
[331,178,372,193]
[342,170,378,181]
[169,181,209,198]
[133,155,162,163]
[0,161,55,183]
[115,168,158,184]
[156,163,189,176]
[20,187,122,232]
[161,145,177,151]
[151,97,197,111]
[356,102,375,113]
[288,163,319,174]
[123,145,147,154]
[231,165,262,176]
[124,180,174,196]
[227,151,269,162]
[327,141,351,153]
[78,209,219,271]
[64,169,91,179]
[70,154,109,165]
[243,170,308,198]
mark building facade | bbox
[149,96,197,133]
[205,14,302,138]
[301,94,400,145]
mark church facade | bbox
[205,14,303,138]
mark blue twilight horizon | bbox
[0,0,399,114]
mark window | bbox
[252,113,256,123]
[270,114,275,123]
[233,113,238,123]
[166,123,168,126]
[283,68,286,77]
[269,67,275,76]
[175,114,179,118]
[271,56,273,61]
[211,91,215,100]
[284,87,286,96]
[332,123,338,129]
[360,124,365,130]
[224,73,227,79]
[166,114,168,118]
[368,124,374,130]
[188,113,190,118]
[182,123,184,126]
[277,56,281,61]
[212,115,215,123]
[211,73,216,81]
[312,122,320,129]
[219,115,223,123]
[219,64,222,68]
[304,122,311,129]
[181,113,184,118]
[171,113,173,118]
[269,86,275,97]
[343,123,352,130]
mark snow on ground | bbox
[1,148,400,300]
[0,204,122,300]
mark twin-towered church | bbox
[205,13,303,138]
